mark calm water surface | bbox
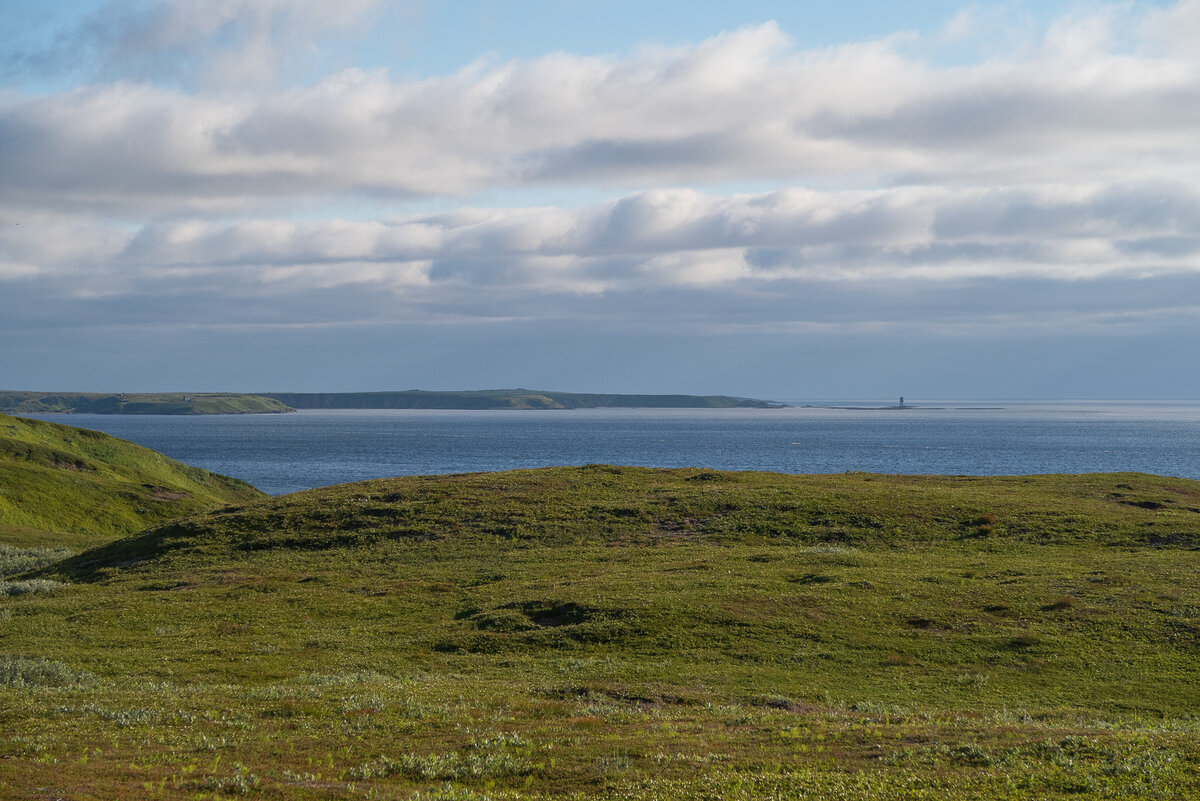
[25,402,1200,495]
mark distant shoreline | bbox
[801,405,1005,411]
[257,389,783,411]
[0,391,293,416]
[0,388,785,415]
[797,404,1012,411]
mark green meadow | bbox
[0,413,262,550]
[3,418,1200,798]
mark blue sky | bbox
[1,0,1198,399]
[10,1,1104,79]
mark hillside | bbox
[0,412,263,549]
[261,389,779,409]
[6,467,1200,798]
[0,391,293,415]
[59,467,1200,567]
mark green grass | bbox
[65,465,1200,561]
[0,413,263,549]
[3,467,1200,797]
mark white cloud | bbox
[638,249,754,287]
[1137,0,1200,59]
[3,8,1200,215]
[258,259,431,291]
[0,261,39,279]
[9,181,1200,309]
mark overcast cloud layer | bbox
[2,0,1199,397]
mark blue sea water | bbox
[23,401,1200,495]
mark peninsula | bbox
[260,389,781,410]
[0,391,293,416]
[0,389,782,414]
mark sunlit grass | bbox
[0,412,262,549]
[4,466,1200,797]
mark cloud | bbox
[1138,0,1200,60]
[68,182,1196,278]
[5,181,1199,337]
[3,8,1200,215]
[0,261,39,279]
[3,2,1200,396]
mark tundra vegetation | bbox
[0,413,263,549]
[2,422,1200,798]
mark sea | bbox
[22,401,1200,496]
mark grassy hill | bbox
[0,391,293,415]
[262,389,778,409]
[5,467,1200,798]
[0,412,263,549]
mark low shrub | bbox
[0,545,74,578]
[0,579,66,596]
[0,655,96,688]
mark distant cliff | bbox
[261,389,781,410]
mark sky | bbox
[2,0,1198,400]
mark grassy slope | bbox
[3,467,1200,798]
[0,391,293,415]
[262,389,775,409]
[0,413,264,549]
[65,466,1200,557]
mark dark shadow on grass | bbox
[33,521,201,583]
